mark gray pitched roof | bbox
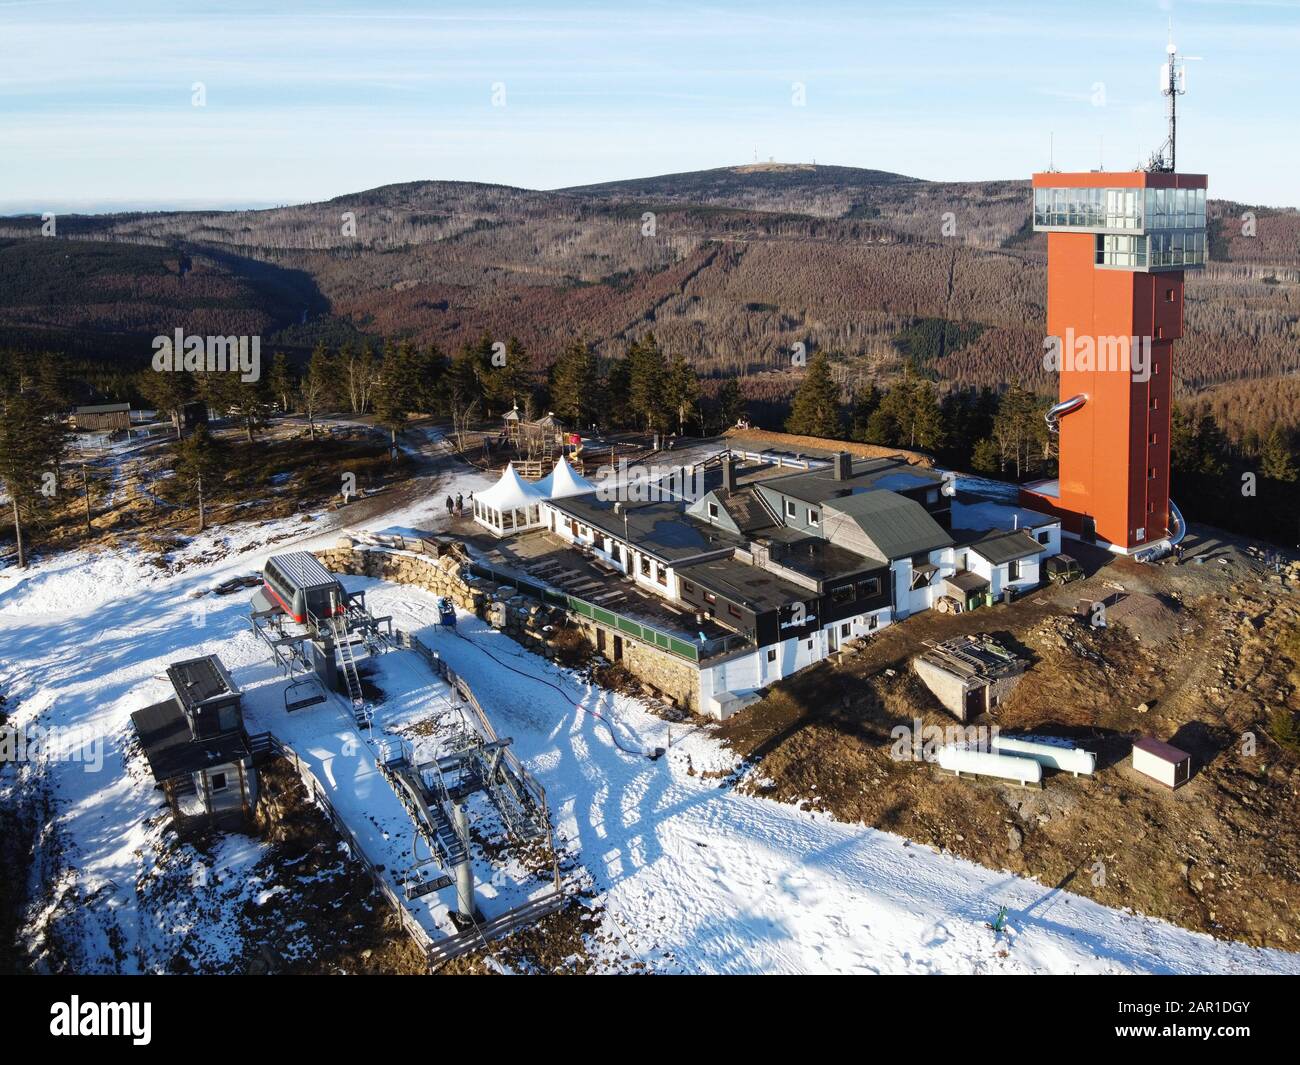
[718,488,776,533]
[824,490,953,559]
[968,529,1047,566]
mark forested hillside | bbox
[1,163,1297,446]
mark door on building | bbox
[612,635,623,662]
[1081,516,1096,543]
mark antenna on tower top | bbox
[1147,23,1202,172]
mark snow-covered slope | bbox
[1,468,1297,974]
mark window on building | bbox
[708,502,719,519]
[806,639,814,651]
[681,580,695,595]
[640,555,651,577]
[1149,396,1159,411]
[926,488,939,505]
[657,567,668,586]
[766,648,777,663]
[1149,432,1158,445]
[1149,467,1157,480]
[1037,530,1051,545]
[841,623,851,638]
[832,585,854,605]
[808,508,820,526]
[727,604,742,619]
[1165,288,1175,303]
[785,500,796,518]
[1008,560,1022,581]
[209,771,229,793]
[856,577,880,598]
[868,615,879,630]
[704,592,716,604]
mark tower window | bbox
[1149,396,1159,411]
[1148,467,1158,480]
[1164,289,1175,303]
[1149,432,1158,445]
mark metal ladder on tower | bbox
[327,613,370,728]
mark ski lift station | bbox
[250,551,392,723]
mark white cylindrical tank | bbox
[992,735,1096,776]
[936,745,1042,786]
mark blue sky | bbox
[1,0,1297,212]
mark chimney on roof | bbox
[833,451,852,480]
[722,453,738,493]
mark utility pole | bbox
[11,497,24,569]
[80,464,93,536]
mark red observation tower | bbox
[1021,40,1207,555]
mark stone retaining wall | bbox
[314,536,704,713]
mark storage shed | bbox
[1131,735,1192,788]
[71,403,131,432]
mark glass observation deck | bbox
[1032,185,1207,270]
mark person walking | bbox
[456,492,464,514]
[445,495,454,516]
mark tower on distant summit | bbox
[1021,35,1207,555]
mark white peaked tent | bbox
[472,463,545,536]
[534,456,597,500]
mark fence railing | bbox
[469,559,719,663]
[248,731,437,961]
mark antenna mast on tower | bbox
[1147,24,1201,172]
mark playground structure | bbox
[502,404,569,480]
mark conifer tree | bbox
[785,350,842,438]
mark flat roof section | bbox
[760,457,946,505]
[550,494,744,563]
[1133,736,1191,764]
[1032,170,1208,189]
[758,530,887,581]
[679,556,815,614]
[166,655,240,714]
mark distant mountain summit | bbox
[561,162,923,201]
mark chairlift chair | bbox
[284,677,327,712]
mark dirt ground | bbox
[717,528,1300,952]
